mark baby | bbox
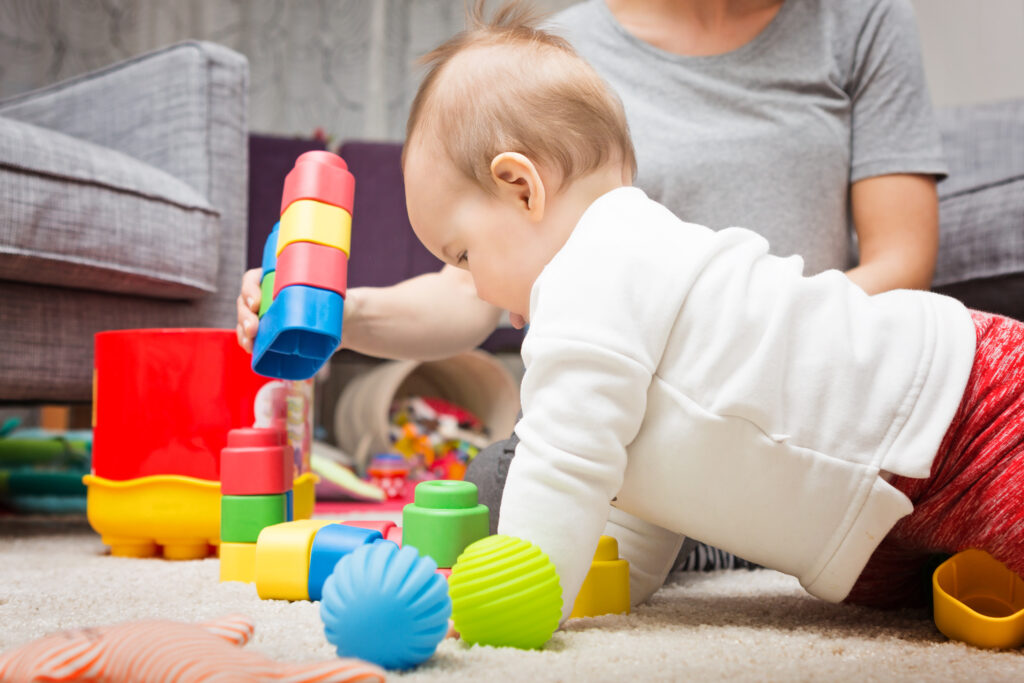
[403,3,1024,621]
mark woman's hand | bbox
[235,268,262,353]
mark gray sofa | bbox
[0,42,249,402]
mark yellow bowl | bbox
[933,548,1024,649]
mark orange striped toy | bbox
[0,614,385,682]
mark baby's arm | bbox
[498,334,656,622]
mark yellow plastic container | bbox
[570,535,630,619]
[84,474,220,560]
[933,548,1024,649]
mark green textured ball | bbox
[448,534,562,649]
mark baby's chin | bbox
[509,312,527,330]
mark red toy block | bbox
[436,567,452,580]
[221,428,292,496]
[272,241,349,300]
[344,520,396,539]
[280,151,355,216]
[385,525,402,546]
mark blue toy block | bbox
[251,284,344,380]
[261,223,280,276]
[320,540,451,669]
[307,524,383,601]
[285,489,294,522]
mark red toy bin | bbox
[92,329,273,482]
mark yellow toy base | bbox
[933,548,1024,649]
[85,472,319,560]
[84,474,220,560]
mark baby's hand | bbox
[236,268,262,353]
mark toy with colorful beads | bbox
[252,151,355,380]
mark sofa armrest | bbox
[0,41,250,328]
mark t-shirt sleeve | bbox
[847,0,948,182]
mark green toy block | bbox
[258,273,276,318]
[221,493,288,543]
[402,480,489,569]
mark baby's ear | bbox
[490,152,546,220]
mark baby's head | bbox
[403,0,635,327]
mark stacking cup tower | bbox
[219,427,292,582]
[252,151,355,380]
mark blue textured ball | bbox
[320,540,451,670]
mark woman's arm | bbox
[845,173,939,295]
[237,264,502,361]
[341,265,503,361]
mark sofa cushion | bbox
[0,115,220,299]
[934,99,1024,289]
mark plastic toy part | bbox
[570,535,630,619]
[219,542,258,583]
[345,520,397,539]
[261,223,280,275]
[320,540,451,670]
[273,240,349,299]
[220,494,288,543]
[277,199,352,257]
[308,524,383,601]
[251,284,344,380]
[281,150,356,215]
[255,519,335,601]
[84,474,220,559]
[292,472,317,520]
[448,534,562,650]
[258,274,275,319]
[402,480,489,569]
[933,549,1024,649]
[220,428,290,496]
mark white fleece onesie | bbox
[497,187,976,621]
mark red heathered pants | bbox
[845,310,1024,609]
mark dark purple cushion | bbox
[339,141,441,288]
[247,135,327,269]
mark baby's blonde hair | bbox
[404,0,637,191]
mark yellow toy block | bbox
[293,472,317,520]
[570,535,630,619]
[219,542,258,584]
[254,519,338,601]
[277,199,352,257]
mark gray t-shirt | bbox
[549,0,947,274]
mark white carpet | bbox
[1,515,1021,681]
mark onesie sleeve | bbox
[846,0,947,182]
[496,194,685,622]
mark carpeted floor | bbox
[1,515,1021,681]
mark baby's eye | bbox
[457,251,468,265]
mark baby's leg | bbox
[465,428,519,535]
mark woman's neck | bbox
[605,0,785,56]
